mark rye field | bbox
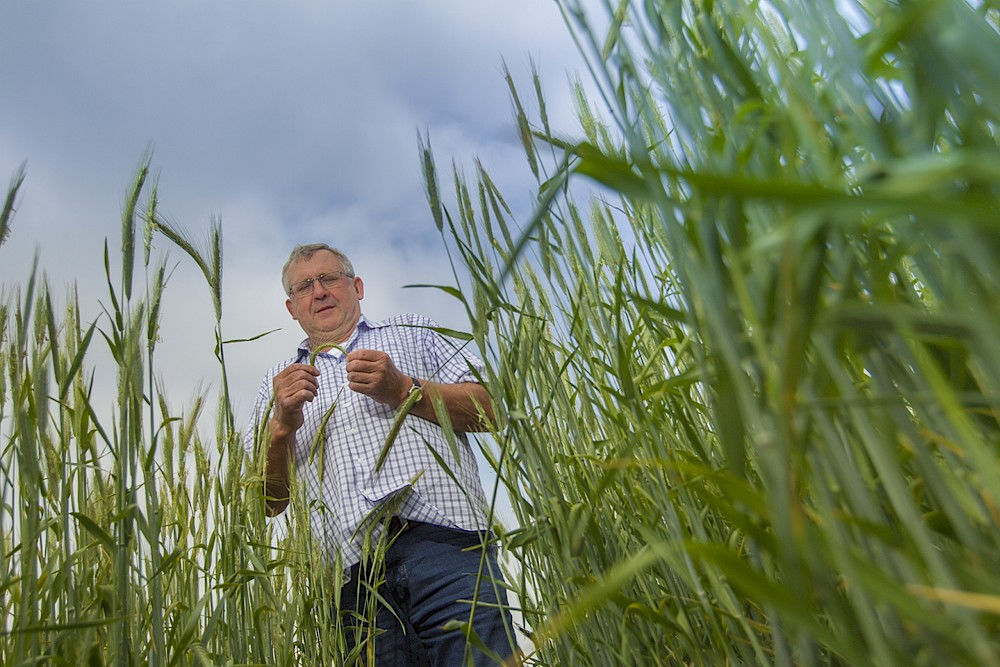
[3,1,1000,665]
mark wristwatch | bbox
[406,376,423,403]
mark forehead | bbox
[286,250,344,280]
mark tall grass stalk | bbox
[423,0,1000,664]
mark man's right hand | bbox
[264,363,319,516]
[270,363,321,435]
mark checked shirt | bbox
[244,313,492,569]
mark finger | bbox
[344,358,371,374]
[284,385,321,412]
[348,358,396,378]
[289,388,318,405]
[274,377,318,400]
[346,372,376,389]
[278,363,321,378]
[275,368,320,388]
[288,361,320,371]
[347,369,383,387]
[347,349,387,363]
[351,358,397,378]
[275,376,318,404]
[279,382,318,401]
[275,382,318,403]
[280,369,320,386]
[277,379,316,400]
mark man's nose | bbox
[310,280,331,297]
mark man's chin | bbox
[306,324,350,344]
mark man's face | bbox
[284,250,364,344]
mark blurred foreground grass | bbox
[424,0,1000,664]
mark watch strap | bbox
[407,376,422,402]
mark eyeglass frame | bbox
[286,270,354,299]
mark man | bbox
[245,243,515,665]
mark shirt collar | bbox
[295,313,383,361]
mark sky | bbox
[0,2,597,429]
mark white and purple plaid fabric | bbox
[244,313,491,568]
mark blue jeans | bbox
[339,518,516,666]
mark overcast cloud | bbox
[0,2,594,430]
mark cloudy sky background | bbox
[0,3,604,429]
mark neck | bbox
[308,318,360,349]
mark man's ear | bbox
[354,276,365,301]
[285,298,298,320]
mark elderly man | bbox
[246,243,514,665]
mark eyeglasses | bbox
[287,271,353,299]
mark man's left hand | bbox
[345,349,411,407]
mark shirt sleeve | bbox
[242,372,276,464]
